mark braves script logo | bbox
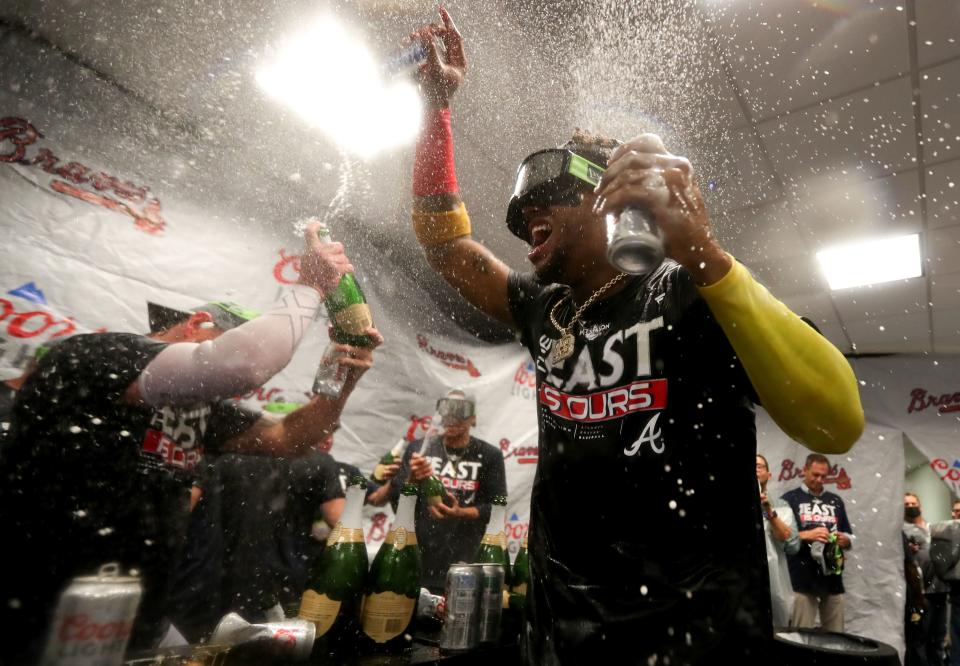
[908,387,960,414]
[500,437,538,465]
[778,459,853,490]
[416,334,481,377]
[0,116,167,234]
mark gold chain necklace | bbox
[548,272,626,364]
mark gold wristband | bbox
[412,203,471,246]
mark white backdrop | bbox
[0,33,920,657]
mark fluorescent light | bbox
[816,233,922,290]
[256,15,422,156]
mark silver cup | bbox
[606,207,664,276]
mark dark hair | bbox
[756,454,769,470]
[804,453,830,468]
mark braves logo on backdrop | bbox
[140,405,210,472]
[908,386,960,414]
[778,459,853,490]
[500,438,538,465]
[0,116,167,234]
[416,334,481,377]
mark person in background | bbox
[948,499,960,666]
[0,223,380,661]
[367,389,507,594]
[781,453,853,632]
[756,454,800,628]
[402,7,863,663]
[904,492,951,666]
[904,531,930,666]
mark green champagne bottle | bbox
[298,475,369,656]
[360,483,422,650]
[511,536,529,596]
[316,223,373,347]
[372,439,407,483]
[420,474,444,507]
[476,496,511,583]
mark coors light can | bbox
[439,564,482,653]
[40,563,142,666]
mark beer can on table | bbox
[439,564,482,653]
[210,612,315,661]
[40,562,142,666]
[478,563,505,645]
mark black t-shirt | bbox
[390,435,507,593]
[507,263,772,664]
[0,333,259,654]
[781,486,852,596]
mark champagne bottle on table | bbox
[372,439,407,483]
[298,475,369,656]
[360,483,422,650]
[476,496,511,583]
[510,536,529,601]
[312,222,374,398]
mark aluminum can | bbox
[478,564,505,645]
[210,612,315,661]
[439,564,482,652]
[40,563,142,666]
[606,207,664,276]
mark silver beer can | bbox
[606,207,664,276]
[40,563,142,666]
[478,563,505,645]
[210,612,316,661]
[439,564,482,653]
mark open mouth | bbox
[528,221,553,249]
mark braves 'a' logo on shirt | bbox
[141,405,211,471]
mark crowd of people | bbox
[7,5,960,665]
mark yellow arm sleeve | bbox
[698,259,864,454]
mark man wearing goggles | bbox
[368,390,506,594]
[406,8,864,664]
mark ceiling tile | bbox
[785,167,922,248]
[696,127,783,213]
[748,253,829,297]
[705,0,909,120]
[926,159,960,230]
[759,77,917,184]
[830,277,928,321]
[930,269,960,313]
[714,200,804,264]
[844,312,932,354]
[915,1,960,68]
[926,224,960,276]
[932,308,960,353]
[920,59,960,167]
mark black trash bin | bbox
[773,628,900,666]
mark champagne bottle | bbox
[372,439,407,483]
[825,531,845,576]
[298,475,369,656]
[420,474,444,507]
[476,496,511,583]
[361,483,422,650]
[316,224,373,347]
[511,536,529,598]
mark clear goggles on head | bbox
[505,149,607,242]
[436,397,475,421]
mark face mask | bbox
[904,506,921,520]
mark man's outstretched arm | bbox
[410,8,514,326]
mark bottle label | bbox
[511,582,527,596]
[333,304,373,335]
[384,527,417,550]
[361,592,416,643]
[299,590,341,637]
[325,523,366,547]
